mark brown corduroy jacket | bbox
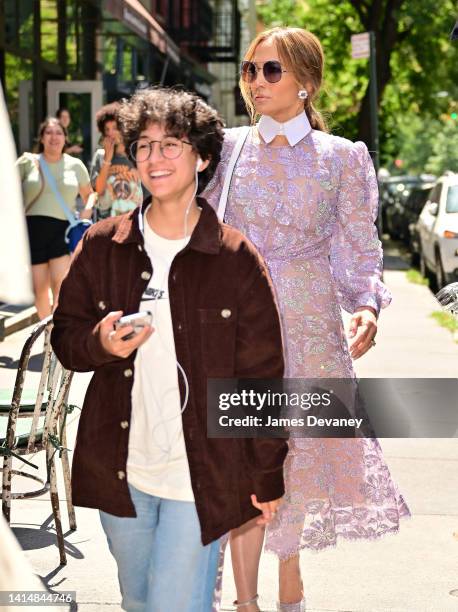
[51,197,287,545]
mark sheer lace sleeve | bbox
[329,141,391,314]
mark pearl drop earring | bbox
[298,90,308,100]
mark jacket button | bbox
[221,309,231,319]
[98,301,106,310]
[137,244,143,252]
[120,421,129,429]
[117,471,126,480]
[141,271,151,280]
[177,323,183,331]
[171,272,177,282]
[123,368,133,378]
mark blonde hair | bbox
[240,27,328,132]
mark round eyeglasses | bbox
[129,137,192,162]
[240,60,289,84]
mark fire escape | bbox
[168,0,241,63]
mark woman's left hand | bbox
[348,306,378,359]
[251,494,283,525]
[80,207,93,220]
[79,184,95,220]
[80,192,98,219]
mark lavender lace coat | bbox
[203,126,410,559]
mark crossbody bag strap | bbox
[217,126,250,222]
[24,154,45,214]
[39,154,77,227]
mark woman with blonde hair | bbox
[204,26,410,611]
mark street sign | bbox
[351,32,370,59]
[350,32,380,210]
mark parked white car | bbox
[417,172,458,289]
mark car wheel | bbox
[435,251,446,290]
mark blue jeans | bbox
[99,484,220,612]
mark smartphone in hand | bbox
[115,311,153,341]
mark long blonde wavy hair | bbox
[240,27,328,132]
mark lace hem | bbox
[264,511,412,561]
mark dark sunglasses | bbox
[240,60,289,84]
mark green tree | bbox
[425,120,458,174]
[257,0,458,171]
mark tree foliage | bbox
[256,0,458,173]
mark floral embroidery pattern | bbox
[204,127,410,562]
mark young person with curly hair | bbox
[90,102,143,218]
[51,88,287,612]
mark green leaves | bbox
[257,0,458,172]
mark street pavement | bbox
[1,255,457,611]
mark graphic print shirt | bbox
[127,209,194,501]
[90,149,143,217]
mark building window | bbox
[66,0,80,73]
[121,43,134,83]
[4,53,33,149]
[103,36,118,76]
[40,0,58,64]
[4,0,35,50]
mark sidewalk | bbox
[1,258,457,611]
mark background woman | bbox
[204,27,410,612]
[17,117,93,318]
[56,107,84,156]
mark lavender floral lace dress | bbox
[203,126,410,561]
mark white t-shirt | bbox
[127,211,193,501]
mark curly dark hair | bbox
[35,117,68,153]
[95,102,120,135]
[117,87,224,193]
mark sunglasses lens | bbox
[241,61,256,83]
[264,61,283,83]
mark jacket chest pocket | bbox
[198,308,237,376]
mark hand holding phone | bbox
[115,311,153,340]
[99,311,154,359]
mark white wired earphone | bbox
[147,156,203,462]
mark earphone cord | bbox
[147,163,200,459]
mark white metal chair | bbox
[0,317,77,565]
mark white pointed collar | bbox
[257,110,312,146]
